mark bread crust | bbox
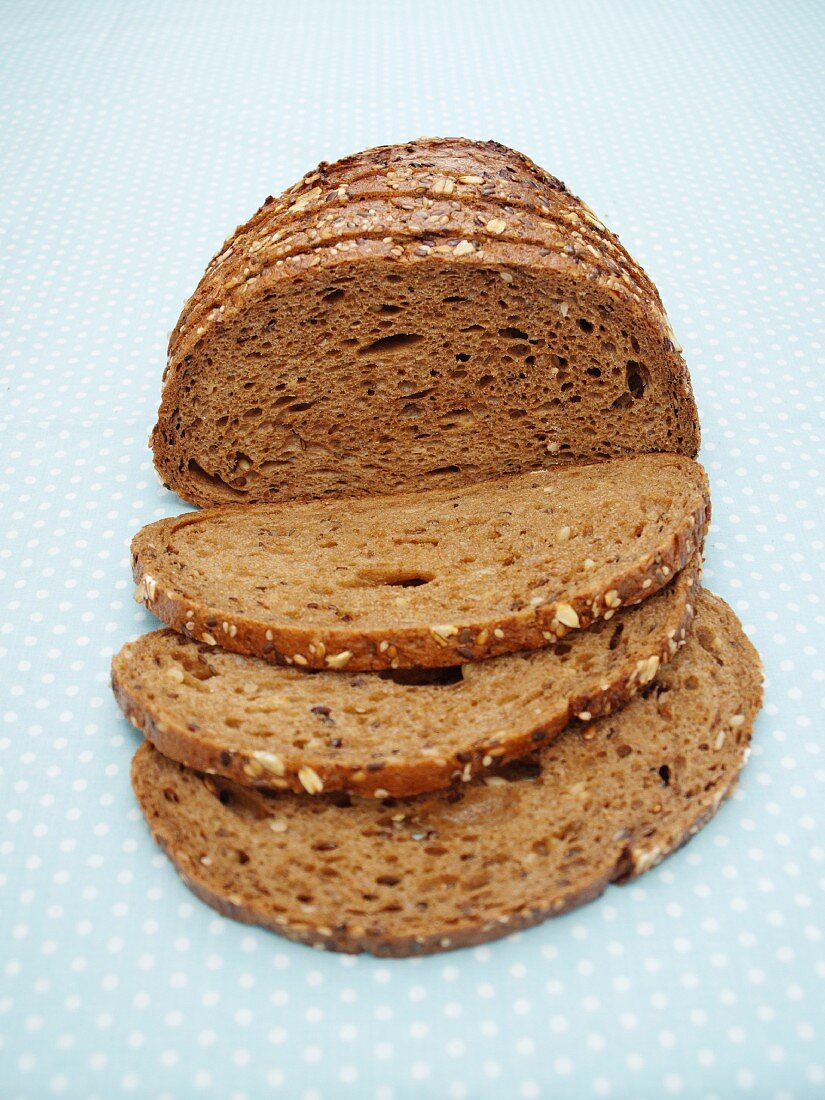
[183,136,650,302]
[167,141,661,353]
[191,193,653,300]
[114,556,701,798]
[132,458,710,670]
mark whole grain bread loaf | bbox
[152,138,699,507]
[114,557,699,798]
[132,454,709,670]
[131,590,762,956]
[168,138,663,392]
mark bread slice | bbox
[131,590,762,956]
[152,138,699,507]
[132,454,709,670]
[114,556,699,798]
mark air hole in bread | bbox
[322,288,345,304]
[495,757,542,783]
[626,361,649,399]
[376,874,401,887]
[578,318,594,333]
[359,333,424,356]
[658,764,671,787]
[351,569,435,589]
[171,651,216,681]
[377,666,464,687]
[186,460,247,498]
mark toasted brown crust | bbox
[168,142,661,354]
[173,136,662,342]
[130,590,763,956]
[153,139,699,507]
[193,193,654,301]
[113,556,701,798]
[132,457,709,670]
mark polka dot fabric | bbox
[1,1,823,1097]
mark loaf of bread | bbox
[132,454,708,670]
[152,137,699,507]
[131,591,762,956]
[113,556,698,798]
[109,135,770,961]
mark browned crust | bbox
[170,136,663,354]
[131,462,709,671]
[168,152,660,356]
[187,192,654,311]
[114,556,702,798]
[200,136,660,292]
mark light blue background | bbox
[1,2,823,1098]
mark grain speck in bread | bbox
[131,591,762,956]
[113,556,700,798]
[152,138,699,507]
[131,454,709,670]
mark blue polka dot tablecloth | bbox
[1,1,823,1097]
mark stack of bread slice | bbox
[114,139,762,956]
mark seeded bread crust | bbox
[193,194,655,302]
[169,143,659,352]
[114,557,700,798]
[132,457,709,671]
[169,178,653,370]
[179,137,659,319]
[153,138,699,508]
[131,591,762,956]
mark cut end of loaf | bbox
[154,260,698,507]
[152,138,699,508]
